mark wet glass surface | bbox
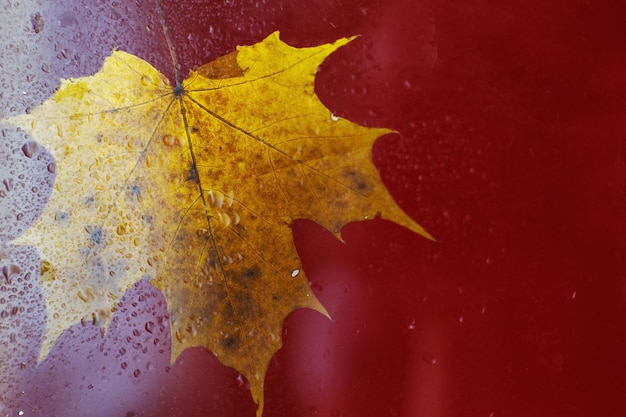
[1,0,626,416]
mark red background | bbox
[1,0,625,416]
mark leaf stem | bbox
[155,0,183,91]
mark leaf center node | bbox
[173,83,184,97]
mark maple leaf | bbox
[3,32,431,415]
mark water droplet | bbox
[2,264,20,284]
[21,142,38,158]
[145,321,155,333]
[77,290,88,303]
[161,134,175,146]
[31,12,44,33]
[47,162,57,173]
[330,114,339,121]
[218,212,231,227]
[133,369,141,378]
[407,319,415,330]
[88,384,94,389]
[291,269,300,278]
[121,361,128,369]
[422,352,437,364]
[2,178,13,192]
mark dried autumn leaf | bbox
[3,32,431,415]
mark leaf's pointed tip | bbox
[343,34,360,44]
[409,222,436,242]
[37,344,50,364]
[254,394,265,417]
[306,292,331,321]
[36,321,59,365]
[1,113,28,131]
[246,372,265,417]
[12,228,41,252]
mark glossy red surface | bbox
[1,0,625,416]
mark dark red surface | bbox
[1,0,625,416]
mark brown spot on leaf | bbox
[343,169,373,195]
[222,334,240,349]
[243,265,261,281]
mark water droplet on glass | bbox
[145,321,155,333]
[21,142,38,158]
[31,12,44,33]
[422,352,437,364]
[2,178,13,192]
[2,264,20,284]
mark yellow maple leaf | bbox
[3,32,431,415]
